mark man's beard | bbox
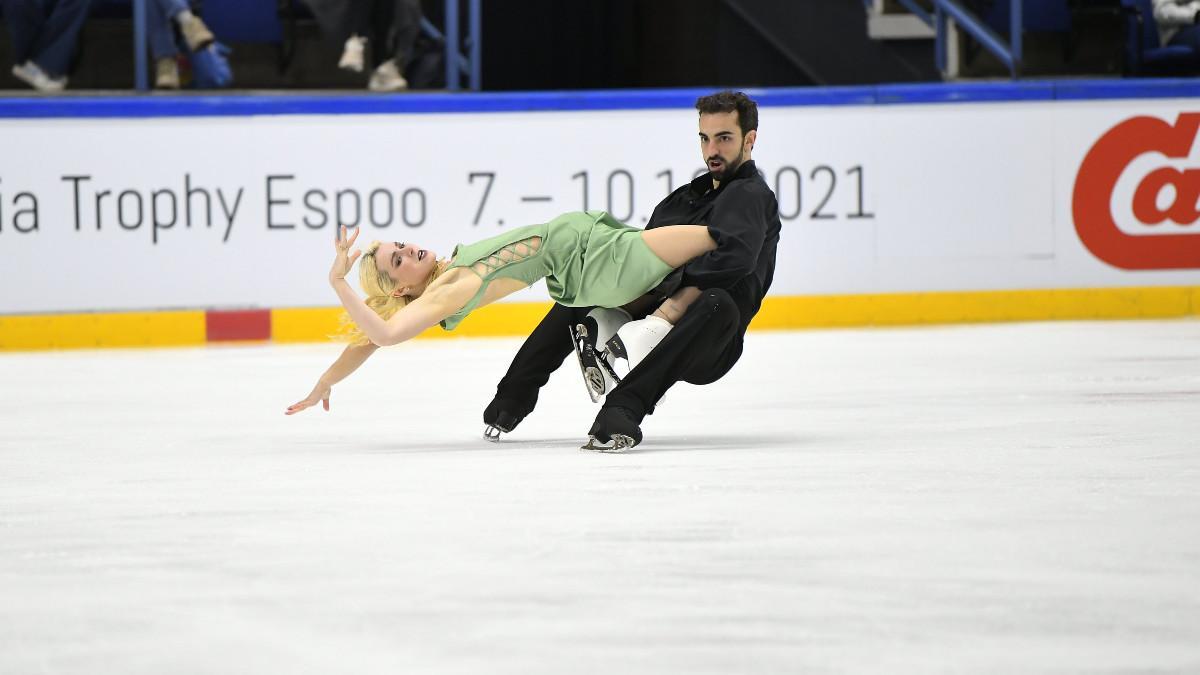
[708,147,745,182]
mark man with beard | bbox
[483,90,783,451]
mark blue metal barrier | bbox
[133,0,146,91]
[934,0,1022,78]
[895,0,934,27]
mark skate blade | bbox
[579,434,636,453]
[571,324,605,403]
[483,424,504,442]
[584,367,606,402]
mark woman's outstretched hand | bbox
[286,380,332,415]
[329,225,362,285]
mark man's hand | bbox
[286,380,332,415]
[652,286,703,324]
[329,225,362,285]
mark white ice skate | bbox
[570,307,631,403]
[603,315,672,379]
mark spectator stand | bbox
[126,0,481,91]
[1121,0,1200,74]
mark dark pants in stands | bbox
[2,0,91,77]
[303,0,421,68]
[147,0,190,60]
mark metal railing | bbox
[866,0,1022,78]
[934,0,1021,78]
[131,0,482,91]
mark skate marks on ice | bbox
[350,432,806,455]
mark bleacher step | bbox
[867,12,935,40]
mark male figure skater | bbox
[483,90,783,451]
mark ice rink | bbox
[2,320,1199,674]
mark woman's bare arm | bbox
[329,278,465,346]
[286,341,379,415]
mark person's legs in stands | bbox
[26,0,90,79]
[5,0,82,90]
[367,0,418,90]
[146,0,181,88]
[387,0,420,70]
[2,0,46,66]
[145,0,212,51]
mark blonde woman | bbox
[286,210,716,439]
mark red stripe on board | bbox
[205,310,271,342]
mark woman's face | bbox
[374,241,438,297]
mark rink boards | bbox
[1,81,1199,349]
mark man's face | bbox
[698,111,755,183]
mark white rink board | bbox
[1,99,1200,313]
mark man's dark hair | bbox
[695,91,759,136]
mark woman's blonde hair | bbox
[335,240,446,345]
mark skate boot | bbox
[604,315,672,379]
[570,307,630,403]
[482,395,535,442]
[581,406,643,452]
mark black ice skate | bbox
[569,308,630,403]
[482,396,534,442]
[580,406,643,453]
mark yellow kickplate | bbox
[270,301,555,344]
[0,311,205,351]
[3,288,1197,351]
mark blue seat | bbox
[202,0,282,44]
[1121,0,1200,73]
[80,0,283,43]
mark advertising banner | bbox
[1,96,1198,314]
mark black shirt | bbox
[644,160,782,333]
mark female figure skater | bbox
[285,210,715,427]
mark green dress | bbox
[439,210,673,331]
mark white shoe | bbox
[12,61,66,92]
[605,315,673,378]
[338,35,367,72]
[154,57,180,89]
[178,14,215,52]
[368,59,408,92]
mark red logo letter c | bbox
[1072,114,1200,270]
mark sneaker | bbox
[179,15,215,52]
[154,57,180,89]
[368,59,408,92]
[338,35,367,72]
[11,61,65,92]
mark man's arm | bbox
[679,182,772,289]
[651,286,703,324]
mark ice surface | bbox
[2,321,1199,674]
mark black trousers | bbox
[491,288,744,424]
[303,0,421,67]
[2,0,90,78]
